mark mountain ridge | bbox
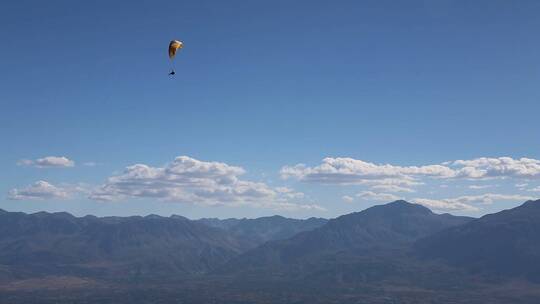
[221,200,474,273]
[0,207,330,279]
[414,199,540,280]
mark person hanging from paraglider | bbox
[168,40,183,76]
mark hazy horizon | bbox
[0,198,496,220]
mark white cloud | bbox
[280,157,540,192]
[371,184,415,193]
[357,178,420,193]
[413,193,536,212]
[527,186,540,192]
[16,159,34,166]
[18,156,75,168]
[451,193,536,205]
[8,181,70,200]
[90,156,324,212]
[468,185,494,190]
[343,190,533,212]
[342,195,354,203]
[280,158,454,185]
[412,198,478,212]
[356,191,401,202]
[450,157,540,179]
[275,187,305,199]
[516,183,528,189]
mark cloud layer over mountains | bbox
[7,156,540,214]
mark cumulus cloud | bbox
[342,190,533,212]
[468,185,494,190]
[275,187,305,199]
[356,191,401,202]
[357,178,420,193]
[413,193,536,212]
[342,195,354,203]
[527,186,540,192]
[516,183,528,190]
[8,181,70,200]
[280,157,540,191]
[280,158,454,185]
[412,198,479,212]
[18,156,75,168]
[449,157,540,179]
[90,156,324,211]
[371,184,415,193]
[451,193,536,205]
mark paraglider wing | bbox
[169,40,183,59]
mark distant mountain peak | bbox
[170,214,189,221]
[31,211,75,219]
[223,199,472,274]
[363,200,432,216]
[521,199,540,208]
[265,215,286,220]
[386,200,428,209]
[389,199,411,205]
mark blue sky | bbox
[1,0,539,219]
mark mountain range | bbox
[1,199,540,303]
[196,215,327,250]
[0,209,327,279]
[224,201,472,270]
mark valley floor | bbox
[2,275,540,304]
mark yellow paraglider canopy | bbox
[169,40,183,59]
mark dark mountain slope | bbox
[223,201,473,270]
[415,199,540,280]
[0,211,245,278]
